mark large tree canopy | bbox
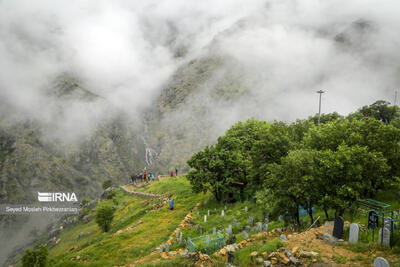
[187,101,400,225]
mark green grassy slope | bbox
[47,178,209,266]
[16,178,400,266]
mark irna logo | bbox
[38,192,78,202]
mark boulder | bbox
[220,248,227,256]
[250,251,258,257]
[49,228,61,239]
[299,250,318,258]
[263,260,272,267]
[317,233,338,245]
[256,257,264,264]
[290,256,301,265]
[82,215,90,224]
[280,234,288,241]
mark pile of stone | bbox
[217,243,239,256]
[112,221,143,237]
[163,202,201,247]
[188,252,213,267]
[257,247,301,266]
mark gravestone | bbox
[245,206,248,212]
[384,217,392,229]
[165,244,169,252]
[199,226,203,234]
[278,215,283,222]
[379,228,390,246]
[228,251,234,264]
[265,216,269,224]
[204,215,207,222]
[257,222,262,232]
[249,216,254,226]
[179,232,183,243]
[221,210,225,216]
[245,225,251,233]
[253,226,257,232]
[349,223,359,244]
[176,230,180,239]
[233,219,238,225]
[208,210,210,216]
[368,211,379,229]
[373,257,390,267]
[225,228,230,236]
[213,227,216,235]
[332,216,344,239]
[228,224,232,233]
[242,231,248,239]
[263,223,268,232]
[225,205,227,210]
[197,211,199,215]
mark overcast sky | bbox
[0,0,399,132]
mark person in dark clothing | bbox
[175,168,178,177]
[139,172,143,183]
[130,173,136,184]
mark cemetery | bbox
[20,109,400,266]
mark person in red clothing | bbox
[170,171,174,177]
[144,172,147,182]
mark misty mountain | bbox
[0,77,148,263]
[1,0,400,264]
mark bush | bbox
[105,190,117,200]
[22,245,48,267]
[95,204,115,232]
[102,180,113,190]
[81,198,90,206]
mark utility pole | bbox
[395,90,398,106]
[316,90,325,125]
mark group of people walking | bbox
[130,168,179,185]
[130,171,155,184]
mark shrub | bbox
[95,204,115,232]
[81,198,90,206]
[106,190,117,200]
[22,245,48,267]
[102,180,113,190]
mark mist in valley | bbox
[1,0,400,265]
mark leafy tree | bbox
[250,122,294,190]
[102,179,113,190]
[348,100,399,123]
[257,145,389,224]
[308,112,344,124]
[187,119,268,201]
[187,144,246,201]
[304,118,400,180]
[96,204,115,232]
[22,245,48,267]
[316,145,389,217]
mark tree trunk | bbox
[295,205,300,226]
[323,206,330,220]
[339,209,344,217]
[307,205,314,225]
